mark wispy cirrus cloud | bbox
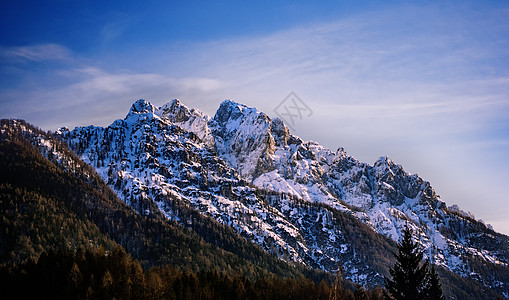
[0,43,73,63]
[99,12,140,46]
[71,67,225,96]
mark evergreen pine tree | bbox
[384,225,432,300]
[424,263,445,300]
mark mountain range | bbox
[2,98,508,298]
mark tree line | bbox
[1,246,385,300]
[0,222,448,300]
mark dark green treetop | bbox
[384,225,444,300]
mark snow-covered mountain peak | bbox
[213,100,268,129]
[157,99,190,122]
[373,155,400,170]
[128,99,157,115]
[159,99,213,146]
[373,156,398,175]
[210,100,278,179]
[123,99,161,125]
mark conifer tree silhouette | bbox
[384,225,444,300]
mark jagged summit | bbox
[217,99,253,113]
[214,99,266,126]
[128,99,157,115]
[158,99,191,123]
[374,155,393,166]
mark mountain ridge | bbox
[55,98,509,297]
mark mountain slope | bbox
[0,119,320,280]
[57,99,509,297]
[59,101,401,282]
[183,99,509,275]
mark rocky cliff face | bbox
[58,99,509,294]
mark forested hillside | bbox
[1,246,386,300]
[0,119,322,279]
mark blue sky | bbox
[1,0,509,234]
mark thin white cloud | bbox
[100,13,138,44]
[0,43,72,62]
[70,67,225,95]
